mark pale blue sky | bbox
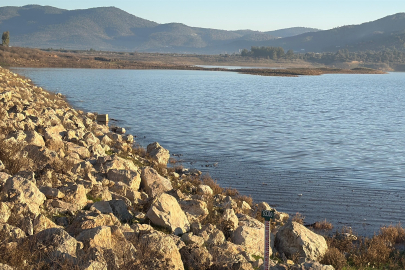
[2,0,405,31]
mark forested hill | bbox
[255,13,405,53]
[0,5,318,54]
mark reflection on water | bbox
[12,68,405,236]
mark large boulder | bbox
[1,175,46,215]
[76,226,112,249]
[140,167,173,198]
[66,142,91,160]
[25,130,45,147]
[275,221,328,262]
[107,169,141,191]
[232,214,270,257]
[60,184,88,209]
[179,199,209,223]
[137,230,184,270]
[24,228,81,265]
[0,223,26,243]
[197,184,213,196]
[103,155,138,172]
[180,244,213,270]
[44,124,65,150]
[147,193,190,235]
[67,211,121,236]
[147,142,170,165]
[33,214,60,234]
[108,199,133,222]
[39,186,65,199]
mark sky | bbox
[2,0,405,31]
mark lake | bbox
[12,67,405,236]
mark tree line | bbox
[241,46,405,64]
[241,46,294,60]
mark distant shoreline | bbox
[1,46,386,77]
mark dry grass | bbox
[321,224,405,269]
[320,247,347,270]
[224,188,239,197]
[312,219,333,231]
[0,138,29,175]
[235,194,253,207]
[379,223,405,245]
[291,212,305,225]
[201,173,223,195]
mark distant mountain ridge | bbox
[1,5,404,54]
[259,13,405,52]
[0,5,319,53]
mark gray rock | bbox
[65,142,91,160]
[197,184,213,196]
[147,142,170,165]
[221,209,239,231]
[0,223,26,243]
[107,169,141,191]
[25,130,45,147]
[232,214,270,257]
[1,175,46,215]
[108,200,133,222]
[76,226,112,249]
[147,193,190,235]
[179,199,209,223]
[90,201,113,214]
[140,166,173,198]
[0,202,10,223]
[181,232,205,247]
[198,224,225,246]
[60,184,88,209]
[39,186,65,199]
[103,155,138,172]
[137,230,185,270]
[26,228,81,264]
[275,221,328,262]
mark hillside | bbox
[257,13,405,53]
[0,5,318,54]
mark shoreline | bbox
[10,66,397,238]
[1,66,404,269]
[1,46,386,77]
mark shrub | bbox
[201,173,223,195]
[291,212,305,224]
[312,219,333,231]
[379,223,405,245]
[0,138,29,175]
[320,247,347,270]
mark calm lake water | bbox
[13,68,405,236]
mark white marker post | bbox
[261,209,275,270]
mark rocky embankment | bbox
[0,67,334,269]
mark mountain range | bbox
[0,5,404,54]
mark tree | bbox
[286,49,294,59]
[2,31,9,47]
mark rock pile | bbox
[0,67,335,269]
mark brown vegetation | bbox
[291,212,305,224]
[0,46,385,77]
[320,224,405,269]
